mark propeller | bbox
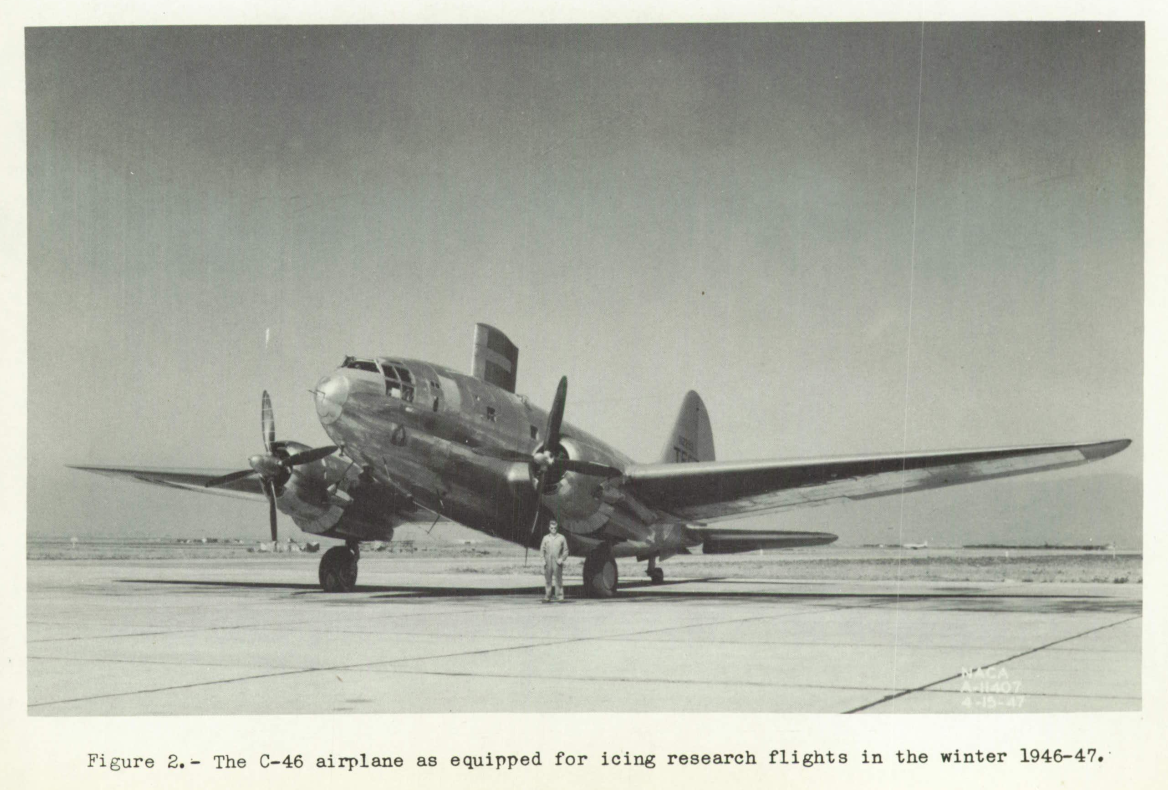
[205,391,338,541]
[522,376,621,561]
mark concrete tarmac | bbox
[27,557,1141,715]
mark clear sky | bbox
[27,23,1142,545]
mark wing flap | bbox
[622,439,1130,524]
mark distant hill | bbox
[920,472,1141,548]
[392,520,512,546]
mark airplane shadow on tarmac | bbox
[115,578,1141,614]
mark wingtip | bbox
[1081,438,1132,461]
[66,464,123,477]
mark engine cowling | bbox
[273,445,403,541]
[537,438,609,535]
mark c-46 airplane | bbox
[73,324,1130,597]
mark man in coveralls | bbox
[540,519,569,602]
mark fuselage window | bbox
[530,425,538,440]
[486,406,497,422]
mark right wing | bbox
[68,465,268,501]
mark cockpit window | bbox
[342,357,380,374]
[380,362,414,402]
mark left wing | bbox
[68,465,268,501]
[619,438,1131,524]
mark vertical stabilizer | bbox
[472,323,519,393]
[660,391,715,463]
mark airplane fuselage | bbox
[312,357,643,552]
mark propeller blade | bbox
[544,376,568,450]
[261,390,276,454]
[286,445,339,466]
[559,459,623,478]
[525,468,548,565]
[263,478,278,542]
[204,468,258,488]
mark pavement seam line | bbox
[30,600,878,709]
[843,614,1142,713]
[355,667,1141,701]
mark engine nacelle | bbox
[538,438,609,535]
[273,445,403,541]
[278,472,345,534]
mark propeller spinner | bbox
[204,391,338,541]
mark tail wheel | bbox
[648,567,665,584]
[583,546,618,598]
[319,545,358,592]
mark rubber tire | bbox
[583,547,618,598]
[319,546,358,592]
[648,567,665,585]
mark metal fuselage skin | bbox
[313,359,648,554]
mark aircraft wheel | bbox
[648,567,665,585]
[583,547,618,598]
[319,546,358,592]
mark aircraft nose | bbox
[314,373,349,425]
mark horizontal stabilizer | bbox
[698,529,839,554]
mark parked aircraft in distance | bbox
[73,324,1130,597]
[903,541,929,550]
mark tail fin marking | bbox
[660,391,715,464]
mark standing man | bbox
[540,518,569,602]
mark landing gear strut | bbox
[646,556,664,585]
[319,542,359,592]
[583,545,618,598]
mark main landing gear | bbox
[319,542,359,592]
[581,548,665,596]
[583,545,618,598]
[646,556,665,585]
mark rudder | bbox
[660,391,715,463]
